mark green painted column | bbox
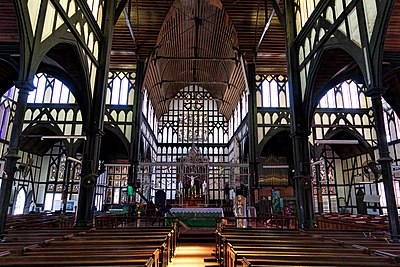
[285,0,314,229]
[247,62,258,206]
[75,0,116,227]
[129,61,145,194]
[0,81,34,237]
[367,87,399,242]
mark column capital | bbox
[365,87,387,98]
[377,157,393,164]
[13,80,36,92]
[3,151,20,160]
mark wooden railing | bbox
[94,213,297,230]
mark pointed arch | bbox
[303,45,366,130]
[0,58,19,96]
[38,42,91,126]
[20,124,67,156]
[314,127,374,160]
[257,128,292,159]
[101,126,130,161]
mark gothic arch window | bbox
[13,188,26,215]
[318,80,370,109]
[86,0,104,24]
[295,0,320,32]
[156,85,229,200]
[106,71,135,105]
[382,100,400,209]
[383,99,400,142]
[43,142,81,211]
[27,73,76,104]
[17,73,83,211]
[0,86,17,143]
[257,75,290,108]
[159,86,228,145]
[313,79,375,214]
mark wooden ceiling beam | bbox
[271,0,285,28]
[153,56,237,62]
[122,8,137,47]
[114,0,128,25]
[158,80,230,85]
[256,0,280,52]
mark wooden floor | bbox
[169,243,216,267]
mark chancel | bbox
[0,0,400,266]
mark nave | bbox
[2,1,400,265]
[0,212,400,266]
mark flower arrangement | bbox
[135,202,145,213]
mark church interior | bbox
[1,0,400,266]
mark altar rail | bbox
[94,214,297,230]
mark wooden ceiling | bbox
[112,0,287,118]
[0,0,18,43]
[3,1,400,117]
[111,0,286,73]
[384,1,400,53]
[0,0,287,119]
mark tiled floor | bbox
[169,243,215,267]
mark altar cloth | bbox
[165,207,224,227]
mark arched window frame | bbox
[27,73,77,104]
[257,74,290,108]
[13,187,26,215]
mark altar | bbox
[165,207,224,227]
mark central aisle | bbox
[169,243,215,267]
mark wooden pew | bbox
[305,229,400,261]
[0,228,88,255]
[217,228,398,267]
[215,227,303,262]
[6,213,75,229]
[0,253,158,266]
[240,256,397,267]
[316,213,390,231]
[1,242,163,266]
[0,226,176,267]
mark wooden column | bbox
[129,61,145,195]
[366,87,400,242]
[285,0,314,228]
[74,0,115,227]
[0,81,34,237]
[247,62,258,206]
